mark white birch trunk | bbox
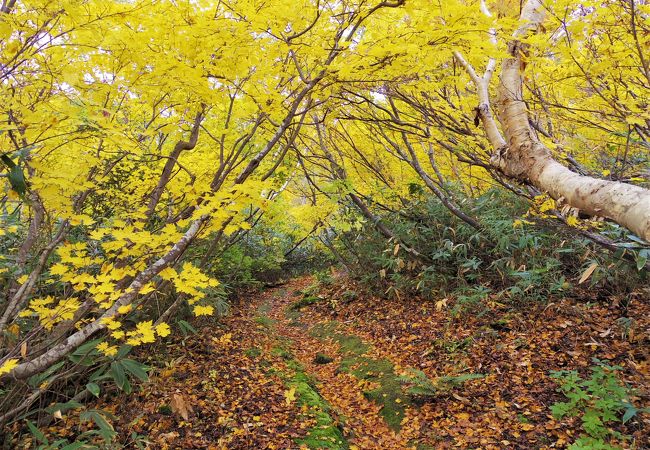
[491,0,650,241]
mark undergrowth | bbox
[332,188,647,309]
[550,360,646,449]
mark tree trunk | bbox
[491,0,650,242]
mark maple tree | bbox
[0,0,648,440]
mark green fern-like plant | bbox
[550,360,645,449]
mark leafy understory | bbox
[551,362,648,449]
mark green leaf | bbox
[7,164,27,195]
[60,443,85,450]
[86,382,101,397]
[80,410,116,443]
[69,339,103,365]
[116,344,133,359]
[26,420,48,445]
[89,366,109,382]
[550,402,571,419]
[120,359,149,382]
[177,319,197,336]
[72,339,103,356]
[1,154,28,195]
[45,401,83,415]
[622,405,638,423]
[28,361,65,388]
[122,377,132,395]
[582,409,606,438]
[110,361,127,390]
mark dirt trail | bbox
[106,277,437,449]
[261,277,420,449]
[78,275,648,449]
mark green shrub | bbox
[332,188,646,307]
[550,360,645,449]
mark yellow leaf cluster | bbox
[19,296,81,331]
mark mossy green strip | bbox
[290,295,323,310]
[254,301,275,329]
[271,337,348,449]
[309,321,409,431]
[292,375,348,450]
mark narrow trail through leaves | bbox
[93,276,648,449]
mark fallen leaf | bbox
[171,393,194,420]
[578,263,598,284]
[284,387,296,406]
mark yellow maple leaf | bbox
[193,305,214,316]
[156,322,171,337]
[284,387,296,406]
[0,358,19,376]
[117,304,132,315]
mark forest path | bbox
[255,276,424,449]
[102,276,435,449]
[95,275,649,449]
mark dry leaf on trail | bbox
[578,262,598,284]
[213,333,232,346]
[171,393,193,420]
[158,431,179,443]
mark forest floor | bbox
[52,275,649,449]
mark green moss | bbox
[416,444,438,450]
[254,315,275,329]
[363,373,409,431]
[339,356,409,431]
[309,321,369,356]
[273,288,288,298]
[244,347,262,358]
[271,346,293,360]
[272,342,348,449]
[257,301,272,315]
[309,321,339,339]
[285,309,301,320]
[335,334,370,356]
[339,356,393,379]
[290,295,322,310]
[284,308,304,327]
[293,379,348,449]
[285,359,305,373]
[310,321,408,431]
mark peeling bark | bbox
[490,0,650,241]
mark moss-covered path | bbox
[257,277,422,449]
